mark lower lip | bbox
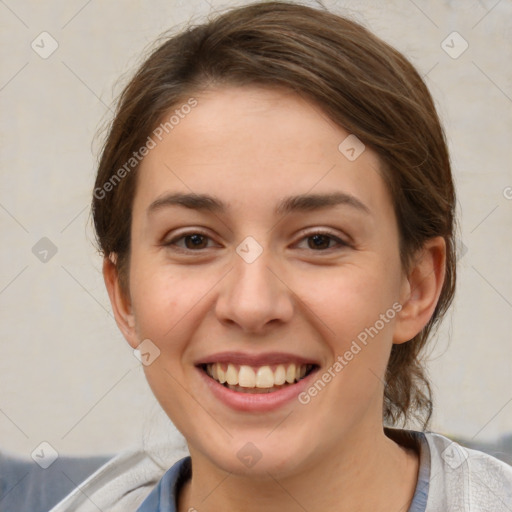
[196,366,319,412]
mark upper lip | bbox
[194,351,320,367]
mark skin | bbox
[104,86,446,512]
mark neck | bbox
[178,428,419,512]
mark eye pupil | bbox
[308,234,330,250]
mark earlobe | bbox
[393,237,446,344]
[102,256,138,348]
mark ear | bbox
[102,255,138,349]
[393,236,446,344]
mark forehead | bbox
[134,86,391,220]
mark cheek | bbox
[296,266,399,409]
[129,260,203,347]
[291,261,400,340]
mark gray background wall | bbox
[1,0,511,460]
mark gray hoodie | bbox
[3,430,511,512]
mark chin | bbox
[197,432,315,479]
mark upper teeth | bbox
[205,363,312,388]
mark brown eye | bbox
[307,234,333,250]
[295,230,349,252]
[164,231,217,251]
[183,234,209,249]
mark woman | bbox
[52,1,512,511]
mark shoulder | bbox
[47,435,190,512]
[47,448,168,512]
[424,432,512,511]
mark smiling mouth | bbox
[199,362,318,394]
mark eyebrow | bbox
[275,192,370,215]
[147,191,370,216]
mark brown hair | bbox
[92,1,456,428]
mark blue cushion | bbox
[0,451,111,512]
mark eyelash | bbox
[163,229,349,253]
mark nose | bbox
[215,251,294,334]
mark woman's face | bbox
[117,86,412,477]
